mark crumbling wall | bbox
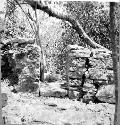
[1,38,41,92]
[64,44,114,103]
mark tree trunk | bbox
[0,11,5,124]
[110,2,120,125]
[0,33,3,125]
[35,8,45,81]
[34,8,45,97]
[66,50,70,97]
[24,0,109,50]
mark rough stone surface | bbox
[96,84,115,104]
[67,44,113,103]
[1,38,41,92]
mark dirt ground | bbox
[2,80,115,125]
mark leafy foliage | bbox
[65,2,113,50]
[4,0,35,40]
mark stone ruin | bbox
[1,38,41,93]
[1,38,115,104]
[61,44,115,104]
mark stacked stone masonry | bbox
[66,44,115,103]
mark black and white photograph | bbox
[0,0,120,124]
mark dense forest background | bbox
[1,1,119,75]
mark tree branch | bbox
[24,0,109,50]
[14,0,36,35]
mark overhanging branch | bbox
[24,0,109,50]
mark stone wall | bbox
[1,39,115,103]
[65,44,114,103]
[1,38,41,92]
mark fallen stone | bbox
[96,84,115,104]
